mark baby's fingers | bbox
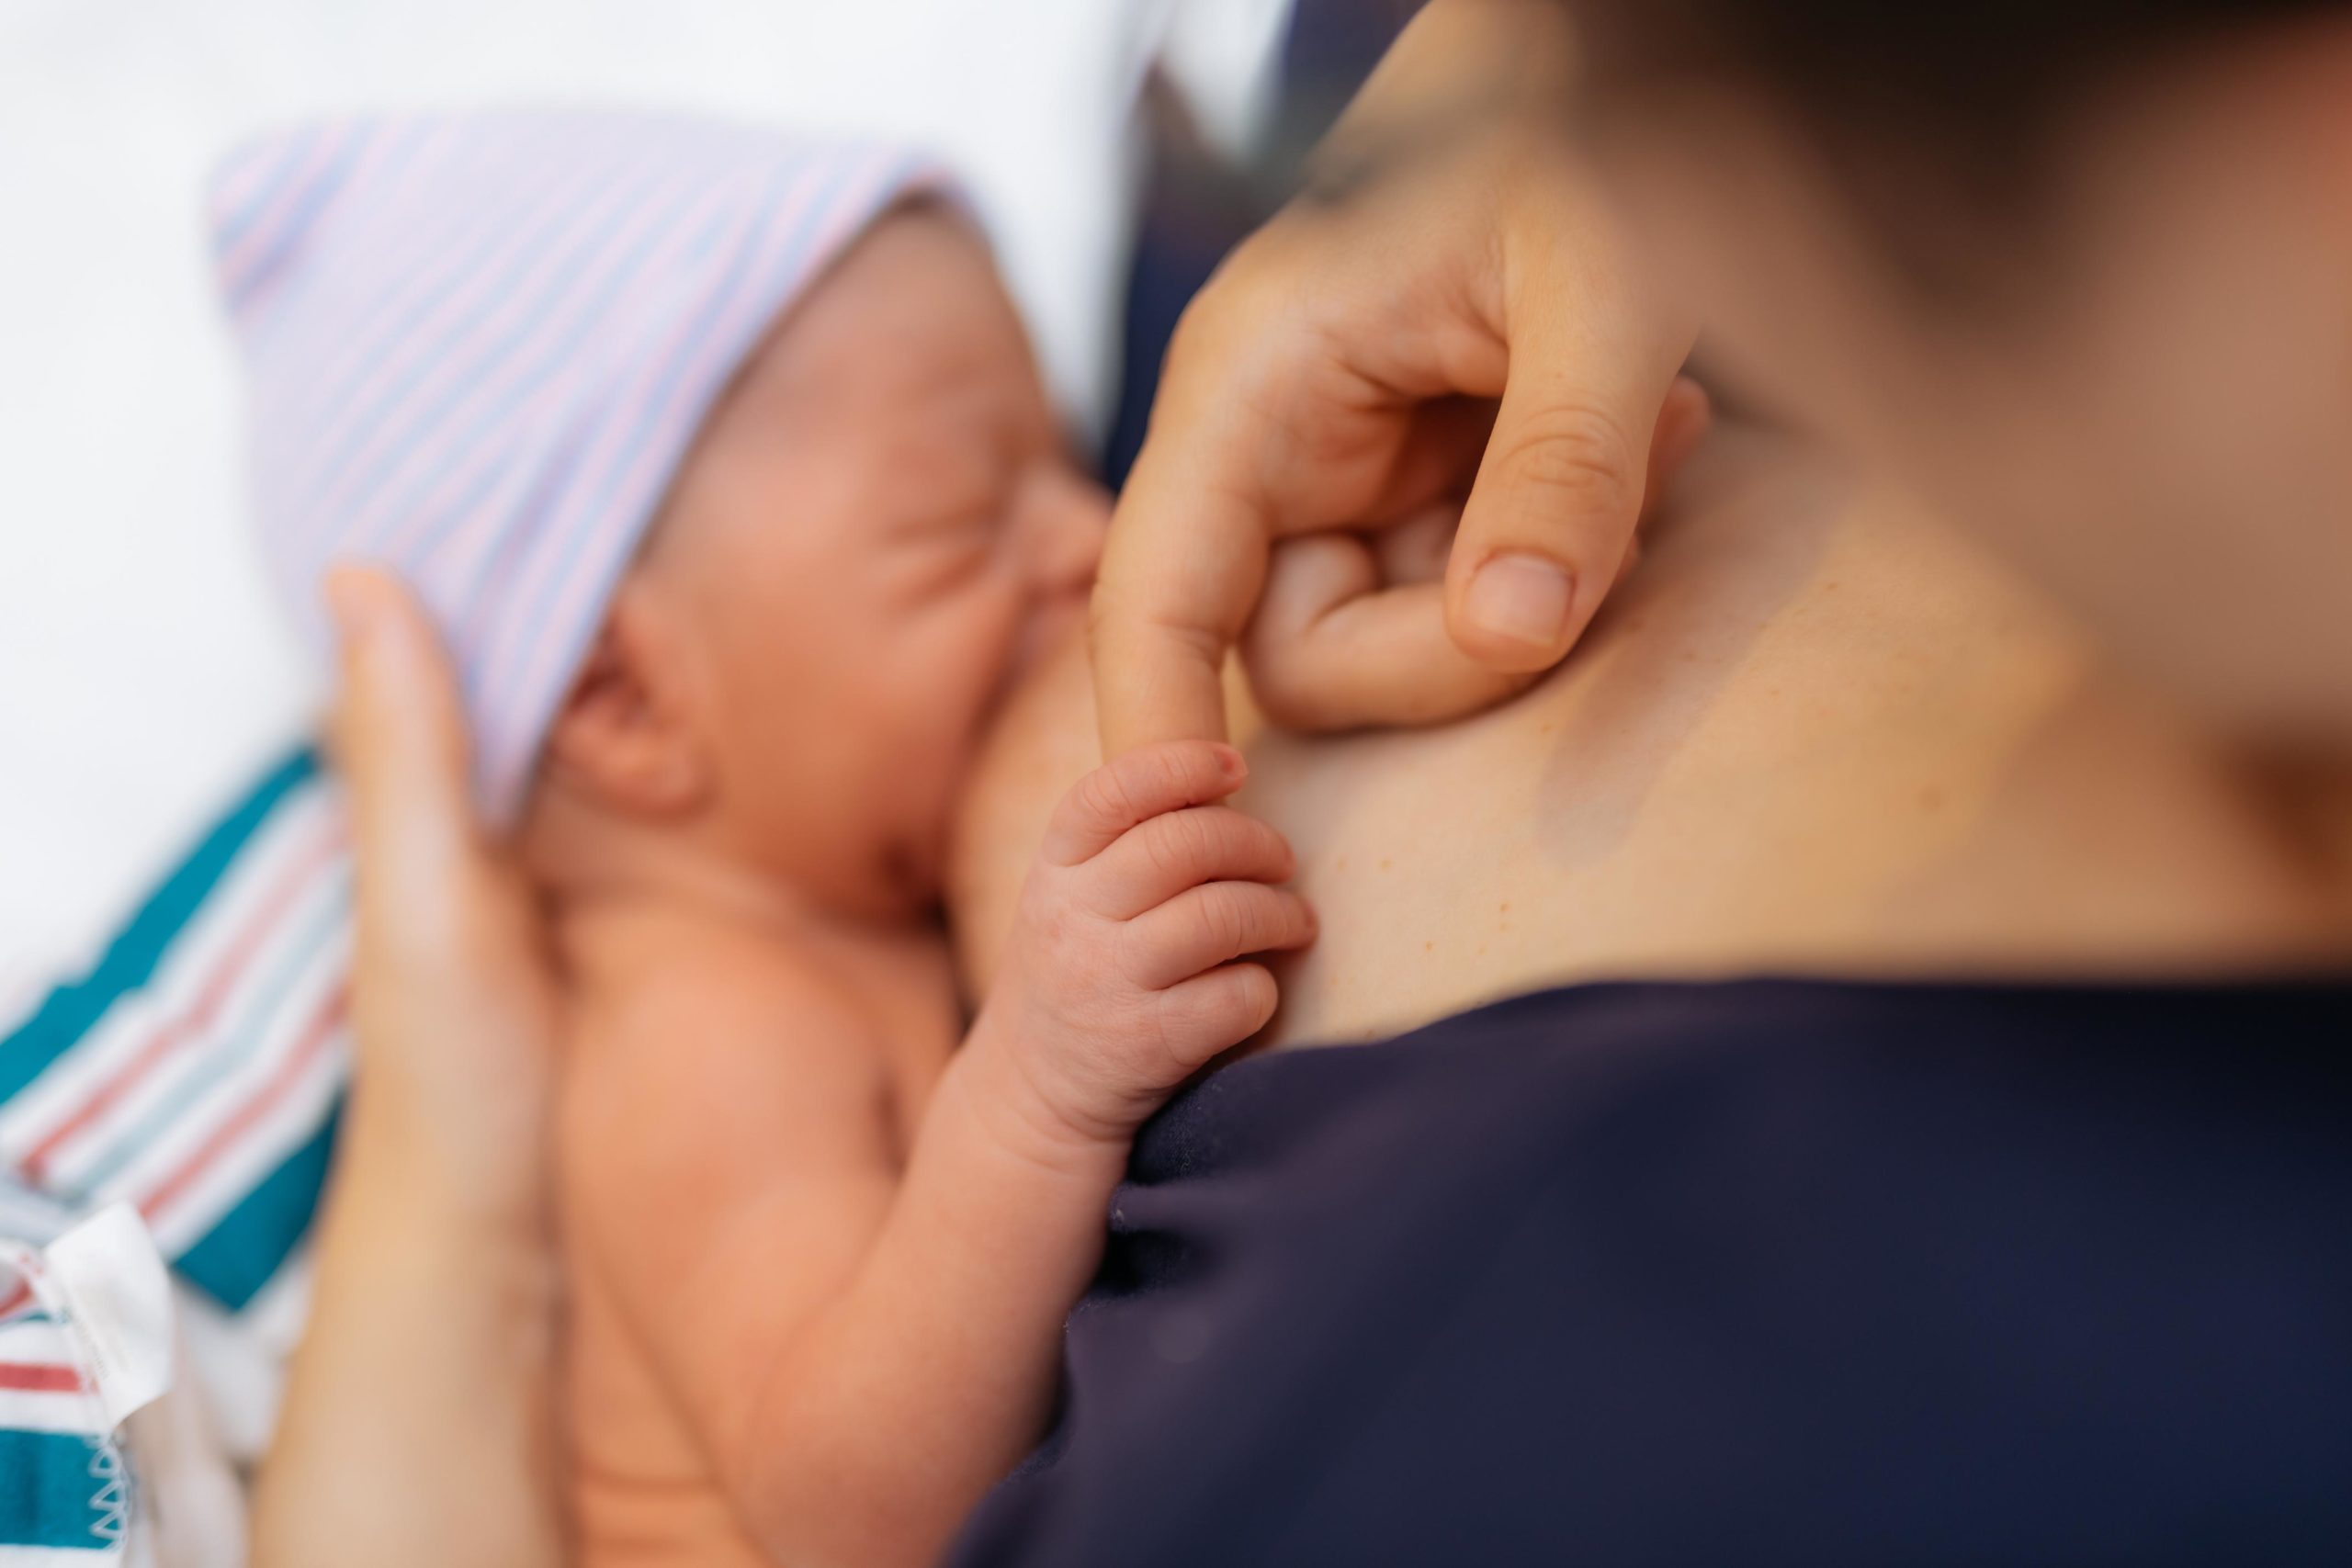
[1153,963,1282,1067]
[1041,740,1247,867]
[1091,806,1295,919]
[1127,883,1317,990]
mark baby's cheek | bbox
[963,573,1035,708]
[910,604,1010,770]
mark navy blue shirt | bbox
[952,978,2352,1565]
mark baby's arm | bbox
[576,741,1312,1568]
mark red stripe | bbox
[0,1361,82,1393]
[21,821,345,1184]
[137,987,348,1226]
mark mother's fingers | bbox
[1088,389,1276,759]
[1243,371,1708,731]
[1243,532,1536,731]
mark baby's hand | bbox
[972,740,1316,1158]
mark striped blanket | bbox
[0,1179,128,1565]
[0,1192,187,1566]
[0,1254,136,1564]
[0,747,345,1319]
[0,746,346,1561]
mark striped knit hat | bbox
[209,109,947,823]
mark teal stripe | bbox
[0,746,322,1104]
[174,1098,340,1312]
[0,1429,114,1551]
[69,867,349,1197]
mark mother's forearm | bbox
[251,1117,563,1568]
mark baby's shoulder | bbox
[553,915,906,1266]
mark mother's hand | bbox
[1091,0,1705,753]
[325,564,560,1225]
[252,566,564,1568]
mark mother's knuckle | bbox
[1500,401,1640,514]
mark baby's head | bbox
[215,111,1102,919]
[530,204,1102,916]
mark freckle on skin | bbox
[1334,855,1348,872]
[1476,942,1487,957]
[1424,940,1435,953]
[1918,784,1948,813]
[1379,858,1393,871]
[1498,901,1510,914]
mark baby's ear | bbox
[542,581,712,819]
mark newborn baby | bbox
[215,111,1311,1566]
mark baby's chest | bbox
[841,954,962,1154]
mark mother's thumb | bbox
[1444,269,1697,675]
[323,564,480,919]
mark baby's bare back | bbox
[549,898,959,1566]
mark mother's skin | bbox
[953,419,2346,1038]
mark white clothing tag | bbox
[43,1203,175,1429]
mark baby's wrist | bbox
[950,1016,1135,1183]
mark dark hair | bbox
[1584,2,2339,160]
[1602,5,2332,116]
[1575,2,2343,294]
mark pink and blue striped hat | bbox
[209,108,949,823]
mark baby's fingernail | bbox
[1212,744,1247,781]
[1464,552,1575,651]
